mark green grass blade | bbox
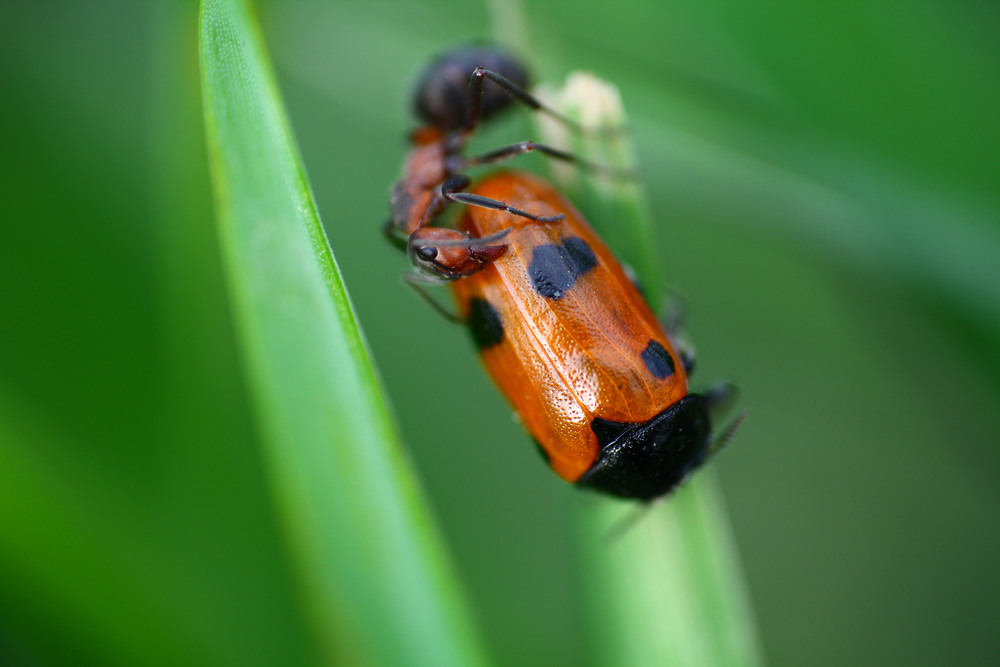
[199,1,488,664]
[538,74,764,667]
[578,483,762,667]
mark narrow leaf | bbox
[199,1,488,664]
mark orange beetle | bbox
[447,171,724,500]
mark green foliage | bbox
[199,0,486,664]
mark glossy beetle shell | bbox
[449,172,704,497]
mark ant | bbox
[384,45,620,282]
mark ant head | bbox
[408,227,508,280]
[412,45,529,132]
[408,227,477,279]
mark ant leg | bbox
[461,140,637,180]
[415,227,512,249]
[402,272,462,323]
[383,218,409,253]
[465,68,618,137]
[441,176,565,223]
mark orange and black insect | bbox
[385,45,735,500]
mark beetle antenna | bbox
[709,409,747,457]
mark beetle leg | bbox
[672,338,697,376]
[707,408,747,457]
[701,382,744,456]
[655,294,697,375]
[702,381,737,416]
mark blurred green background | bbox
[2,0,999,665]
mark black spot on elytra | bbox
[529,236,597,300]
[641,340,675,379]
[468,298,503,349]
[563,237,597,274]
